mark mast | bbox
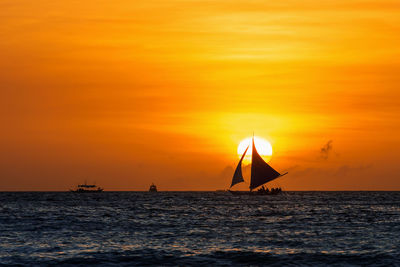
[230,145,249,188]
[249,136,281,190]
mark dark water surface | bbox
[0,191,399,266]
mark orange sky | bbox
[1,0,399,190]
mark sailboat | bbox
[228,136,287,195]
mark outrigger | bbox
[70,182,104,193]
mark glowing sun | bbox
[237,137,273,159]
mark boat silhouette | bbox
[149,183,157,192]
[70,181,104,193]
[229,135,287,195]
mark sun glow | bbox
[237,137,273,160]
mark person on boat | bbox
[258,186,266,193]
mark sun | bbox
[237,136,273,161]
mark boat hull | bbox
[228,190,282,196]
[70,189,104,193]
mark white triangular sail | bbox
[230,145,249,188]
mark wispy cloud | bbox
[320,140,333,160]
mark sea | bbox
[0,191,399,266]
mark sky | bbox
[1,0,399,191]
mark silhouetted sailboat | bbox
[229,136,287,195]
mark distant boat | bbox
[70,182,103,193]
[228,135,287,195]
[149,183,157,192]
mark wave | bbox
[1,249,398,266]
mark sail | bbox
[230,145,249,188]
[250,137,281,190]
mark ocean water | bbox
[0,192,399,266]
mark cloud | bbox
[219,165,234,179]
[320,140,333,160]
[290,164,373,178]
[334,164,373,177]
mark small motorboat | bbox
[149,183,157,192]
